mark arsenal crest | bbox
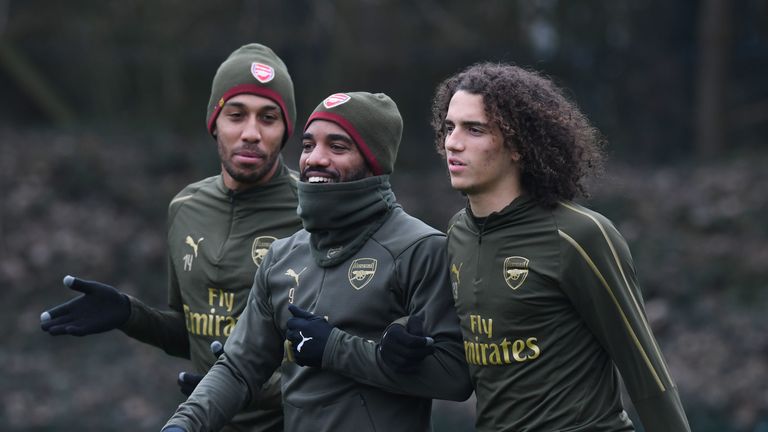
[323,93,351,109]
[252,236,277,267]
[348,258,377,290]
[503,256,530,290]
[251,62,275,83]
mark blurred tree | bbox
[695,0,732,159]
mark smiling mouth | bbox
[307,176,335,184]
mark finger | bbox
[210,341,224,358]
[40,314,76,331]
[42,297,79,320]
[65,276,97,295]
[406,315,425,337]
[288,304,315,319]
[45,323,78,335]
[64,324,92,337]
[285,329,300,344]
[388,326,431,348]
[286,317,308,331]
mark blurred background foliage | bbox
[1,0,767,431]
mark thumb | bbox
[406,315,425,337]
[288,304,315,319]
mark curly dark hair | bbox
[431,62,605,207]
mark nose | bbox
[304,144,330,168]
[444,129,463,153]
[241,115,262,142]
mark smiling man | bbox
[161,92,472,432]
[431,63,690,432]
[40,43,303,432]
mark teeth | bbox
[308,176,332,183]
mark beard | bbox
[219,143,280,186]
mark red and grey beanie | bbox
[206,43,296,144]
[304,92,403,175]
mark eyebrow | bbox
[302,132,355,146]
[445,119,491,128]
[223,101,280,112]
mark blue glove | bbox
[286,305,333,367]
[162,427,186,432]
[177,341,225,396]
[379,315,435,373]
[40,275,130,336]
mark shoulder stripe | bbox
[558,229,666,392]
[559,202,673,386]
[170,194,194,206]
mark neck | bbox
[467,185,522,217]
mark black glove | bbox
[379,315,435,373]
[177,372,203,396]
[286,305,333,367]
[40,275,130,336]
[176,341,225,396]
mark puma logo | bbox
[451,262,463,284]
[285,267,307,286]
[297,331,313,352]
[185,236,204,257]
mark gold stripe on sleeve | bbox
[559,202,674,386]
[170,194,194,205]
[558,229,666,392]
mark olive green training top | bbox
[446,195,690,432]
[165,175,472,432]
[121,161,302,431]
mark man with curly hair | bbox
[431,63,691,431]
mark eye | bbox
[444,123,455,134]
[469,126,485,136]
[225,110,244,120]
[301,141,315,152]
[261,112,279,123]
[330,143,349,152]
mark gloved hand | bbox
[177,371,203,396]
[177,341,226,396]
[162,427,186,432]
[40,275,130,336]
[286,305,333,367]
[379,315,435,373]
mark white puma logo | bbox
[285,267,307,286]
[185,236,204,257]
[297,331,313,352]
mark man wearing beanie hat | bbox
[41,43,303,432]
[162,92,472,432]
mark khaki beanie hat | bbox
[304,92,403,175]
[206,43,296,144]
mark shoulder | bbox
[269,229,310,257]
[553,201,629,257]
[167,175,221,218]
[372,207,446,257]
[446,208,468,237]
